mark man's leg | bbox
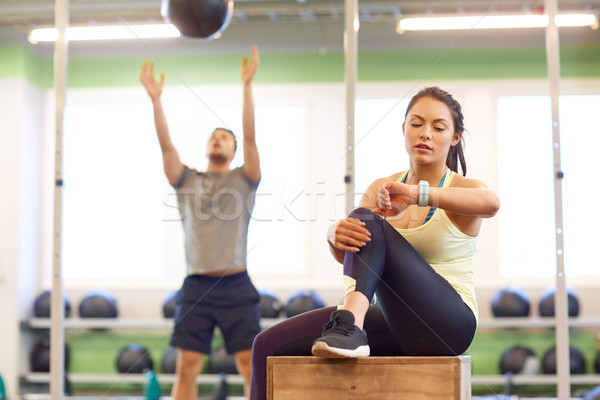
[172,348,203,400]
[215,272,261,399]
[234,348,252,399]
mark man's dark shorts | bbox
[170,271,261,354]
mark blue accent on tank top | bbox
[401,170,448,225]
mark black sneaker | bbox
[311,309,370,358]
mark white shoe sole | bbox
[311,341,370,358]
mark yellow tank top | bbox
[395,170,478,322]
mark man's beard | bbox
[209,153,229,165]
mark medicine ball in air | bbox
[161,0,233,39]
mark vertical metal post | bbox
[51,0,69,398]
[544,1,570,399]
[344,0,358,213]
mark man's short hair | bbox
[213,127,237,152]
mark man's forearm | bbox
[242,83,255,142]
[152,98,176,153]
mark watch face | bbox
[418,181,429,206]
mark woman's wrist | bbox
[326,224,336,246]
[410,184,421,205]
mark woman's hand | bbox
[376,182,413,217]
[327,218,371,253]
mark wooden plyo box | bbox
[267,356,471,400]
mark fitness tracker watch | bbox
[418,180,429,207]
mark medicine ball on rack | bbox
[207,345,238,374]
[162,290,178,319]
[285,290,325,318]
[116,343,154,374]
[541,345,586,375]
[258,288,283,319]
[595,350,600,374]
[584,385,600,400]
[491,286,530,317]
[538,287,580,317]
[161,347,178,374]
[78,290,118,318]
[499,346,540,375]
[29,335,70,372]
[33,290,71,318]
[161,0,234,39]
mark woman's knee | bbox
[251,329,272,358]
[348,207,376,220]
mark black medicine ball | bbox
[207,346,238,374]
[285,290,325,318]
[499,346,540,375]
[161,0,234,39]
[161,347,177,374]
[542,345,586,375]
[491,287,530,317]
[116,343,154,374]
[258,289,283,319]
[538,287,580,317]
[33,290,71,318]
[78,290,118,318]
[162,290,178,318]
[29,335,70,372]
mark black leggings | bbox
[249,208,477,400]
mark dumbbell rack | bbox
[20,317,285,397]
[471,316,600,389]
[477,317,600,330]
[21,316,600,396]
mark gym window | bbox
[354,97,410,199]
[497,94,600,277]
[59,92,306,285]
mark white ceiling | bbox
[1,0,599,58]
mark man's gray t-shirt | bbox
[173,165,259,275]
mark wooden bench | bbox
[267,355,471,400]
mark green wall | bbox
[1,44,599,88]
[0,46,53,87]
